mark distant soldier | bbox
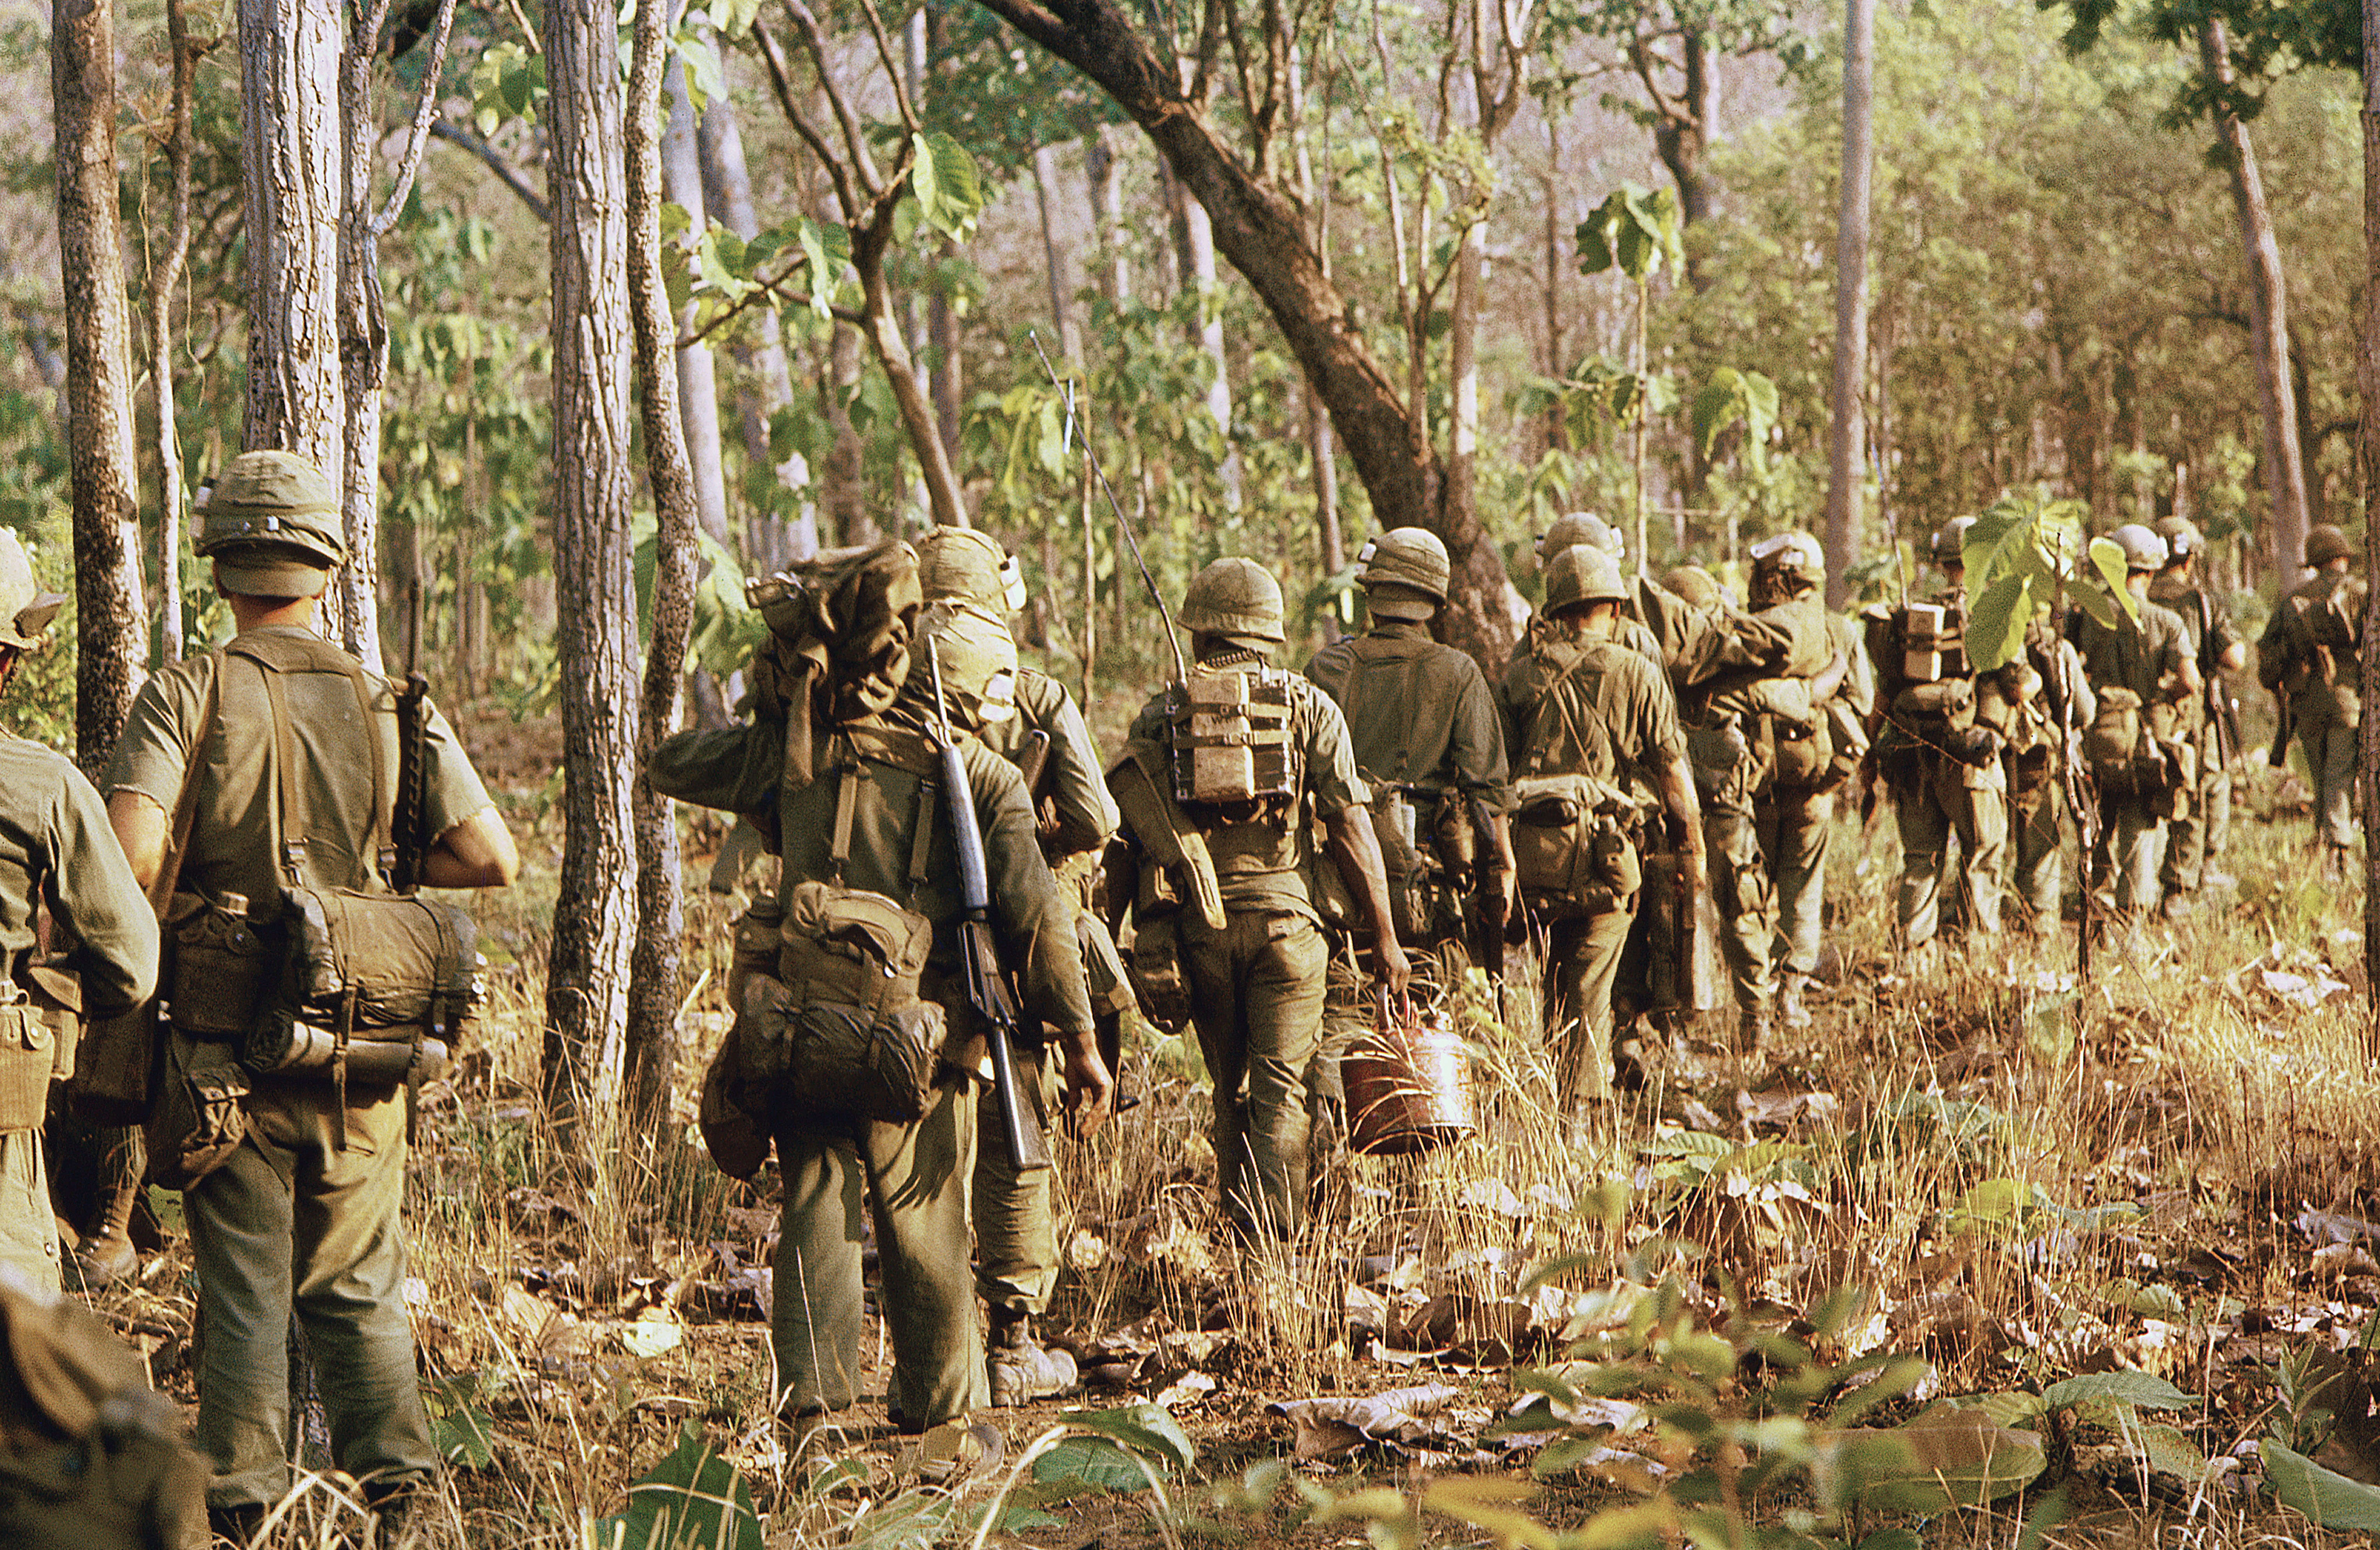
[2257,523,2364,879]
[1511,545,1704,1106]
[0,1267,206,1549]
[914,526,1124,1408]
[0,534,156,1297]
[1760,593,1868,1023]
[1106,559,1407,1240]
[1684,532,1833,1051]
[2069,523,2200,923]
[1501,514,1662,754]
[1866,519,2013,964]
[2150,516,2246,913]
[1306,527,1515,962]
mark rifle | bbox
[2196,589,2242,772]
[927,640,1050,1173]
[390,575,430,895]
[1014,728,1056,843]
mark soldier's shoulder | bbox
[2138,598,2192,638]
[960,736,1029,798]
[1010,665,1076,728]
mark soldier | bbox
[2068,523,2199,923]
[653,565,1111,1438]
[1685,532,1834,1051]
[2150,516,2246,913]
[1866,519,2013,965]
[2257,523,2363,878]
[102,452,519,1543]
[1107,559,1407,1240]
[0,1267,206,1548]
[0,534,156,1297]
[1501,515,1661,754]
[913,527,1124,1407]
[1761,587,1869,1023]
[1305,528,1516,960]
[1511,546,1704,1106]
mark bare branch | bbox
[429,118,551,222]
[500,0,541,53]
[750,20,861,223]
[781,0,885,196]
[850,0,923,139]
[372,0,461,236]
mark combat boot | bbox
[68,1179,140,1292]
[1735,1005,1771,1057]
[1778,973,1813,1030]
[986,1312,1079,1407]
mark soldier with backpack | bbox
[100,451,517,1545]
[1509,545,1704,1107]
[1106,558,1407,1241]
[2258,523,2364,879]
[2150,517,2246,914]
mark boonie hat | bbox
[197,451,347,597]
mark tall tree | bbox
[542,0,642,1124]
[2360,0,2378,1023]
[150,0,209,665]
[662,56,734,550]
[53,0,149,776]
[628,0,702,1129]
[1822,0,1874,608]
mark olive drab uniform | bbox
[1306,620,1511,952]
[1110,654,1367,1239]
[103,629,496,1513]
[1512,635,1684,1106]
[0,1269,206,1550]
[2258,566,2364,858]
[2151,570,2243,897]
[1757,610,1869,1006]
[2006,621,2094,926]
[0,742,156,1295]
[971,667,1124,1337]
[2069,602,2199,914]
[1866,590,2015,947]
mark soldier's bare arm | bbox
[1323,805,1411,1001]
[106,790,169,892]
[423,809,520,889]
[1654,753,1707,896]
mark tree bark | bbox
[239,0,344,485]
[627,0,700,1131]
[335,1,385,667]
[1174,175,1241,509]
[662,56,734,550]
[1086,124,1132,307]
[53,0,149,776]
[1032,143,1084,363]
[1822,0,1875,610]
[153,0,202,665]
[542,0,641,1129]
[1645,28,1717,228]
[824,321,869,545]
[2199,18,2311,578]
[2359,0,2379,1026]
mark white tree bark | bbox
[1032,143,1084,364]
[1173,172,1240,508]
[1823,0,1875,609]
[662,56,733,550]
[1086,124,1132,307]
[240,0,344,488]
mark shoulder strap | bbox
[827,744,858,885]
[147,660,225,915]
[906,758,939,908]
[227,635,392,891]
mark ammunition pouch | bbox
[165,893,280,1039]
[145,1030,249,1191]
[727,899,784,1015]
[1125,915,1194,1036]
[757,879,944,1125]
[1510,774,1639,919]
[0,990,75,1131]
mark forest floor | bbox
[66,721,2380,1549]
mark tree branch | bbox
[782,0,885,197]
[371,0,460,236]
[750,19,861,223]
[429,118,550,222]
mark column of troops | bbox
[0,482,2360,1544]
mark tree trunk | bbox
[662,56,734,550]
[2359,0,2380,1026]
[696,81,816,566]
[823,321,869,545]
[971,0,1522,664]
[1086,124,1132,306]
[53,0,149,776]
[335,3,385,667]
[541,0,641,1130]
[1032,143,1084,363]
[2199,17,2311,577]
[1174,175,1241,509]
[1651,29,1717,228]
[239,0,344,486]
[626,0,699,1131]
[153,0,200,665]
[1822,0,1875,610]
[1446,216,1482,563]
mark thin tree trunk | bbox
[1086,125,1132,307]
[1823,0,1875,610]
[929,240,963,463]
[335,0,386,667]
[541,0,641,1131]
[2199,17,2311,577]
[662,56,733,549]
[2359,0,2380,1027]
[824,321,868,545]
[153,0,201,665]
[627,0,698,1131]
[239,0,344,483]
[1447,217,1482,559]
[54,0,149,775]
[1033,144,1083,363]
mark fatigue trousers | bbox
[185,1080,435,1510]
[773,1078,984,1426]
[2010,783,2064,924]
[1180,911,1328,1240]
[2298,705,2360,849]
[1702,805,1774,1013]
[972,1043,1056,1319]
[0,1129,58,1294]
[1755,790,1832,977]
[2163,768,2231,894]
[1541,905,1635,1109]
[2096,797,2167,914]
[1893,765,2006,947]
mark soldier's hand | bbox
[1497,865,1518,917]
[1058,1030,1115,1138]
[1374,935,1413,1002]
[1680,848,1710,898]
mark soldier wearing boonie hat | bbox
[193,450,350,598]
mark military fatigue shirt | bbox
[1120,656,1367,921]
[2068,600,2198,706]
[104,627,495,906]
[1518,630,1686,788]
[649,703,1095,1036]
[980,667,1118,860]
[2149,574,2243,672]
[0,740,155,1021]
[1305,621,1510,812]
[2257,569,2363,717]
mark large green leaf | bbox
[1033,1437,1156,1494]
[2088,536,2142,622]
[1065,1401,1198,1472]
[2265,1439,2380,1531]
[591,1423,762,1550]
[1832,1405,2047,1514]
[2041,1372,2194,1413]
[1965,572,2034,671]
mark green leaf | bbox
[1971,1391,2049,1431]
[1832,1405,2047,1514]
[2089,536,2142,621]
[1033,1437,1155,1494]
[1064,1401,1197,1473]
[913,131,984,240]
[2041,1372,2194,1413]
[591,1423,763,1550]
[2265,1439,2380,1531]
[1965,572,2034,672]
[2133,1423,2207,1481]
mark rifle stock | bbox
[391,576,430,894]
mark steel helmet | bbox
[1537,511,1622,563]
[197,450,348,597]
[1356,527,1450,620]
[1543,543,1629,615]
[1663,564,1722,610]
[911,599,1018,728]
[2152,515,2203,559]
[1750,530,1825,590]
[1929,516,1977,567]
[915,525,1027,614]
[2307,524,2355,566]
[1179,557,1285,644]
[0,531,64,651]
[2107,523,2168,572]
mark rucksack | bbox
[1168,663,1297,807]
